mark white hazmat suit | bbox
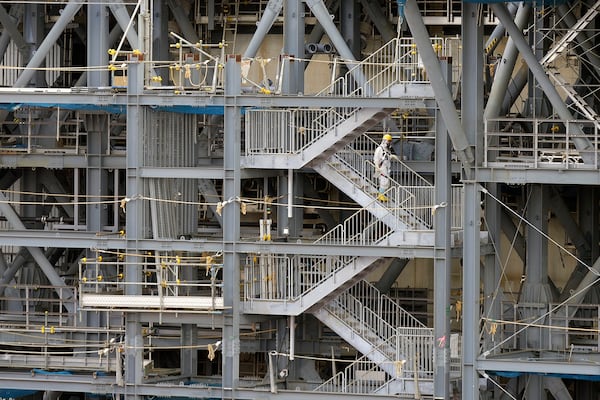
[373,135,394,201]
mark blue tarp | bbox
[488,370,600,382]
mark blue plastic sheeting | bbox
[488,370,600,382]
[0,389,39,398]
[0,103,229,115]
[32,368,73,375]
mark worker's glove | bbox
[374,167,381,178]
[390,154,400,162]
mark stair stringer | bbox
[242,228,424,316]
[313,160,434,236]
[312,305,399,378]
[242,107,394,169]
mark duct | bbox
[13,1,82,88]
[0,191,74,312]
[484,3,530,120]
[304,0,370,91]
[490,3,595,165]
[243,0,284,59]
[484,2,518,57]
[167,0,200,43]
[404,0,474,174]
[0,4,27,53]
[374,258,409,294]
[108,0,140,49]
[360,0,396,43]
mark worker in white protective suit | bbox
[373,134,398,202]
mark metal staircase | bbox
[313,280,436,396]
[243,202,419,315]
[243,38,434,170]
[241,38,452,395]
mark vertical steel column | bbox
[22,3,45,86]
[278,0,305,237]
[522,185,551,399]
[433,59,452,400]
[340,0,360,58]
[125,48,145,399]
[404,0,474,174]
[152,0,169,83]
[282,0,305,94]
[461,3,483,399]
[222,55,241,397]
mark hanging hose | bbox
[397,0,407,25]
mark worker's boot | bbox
[377,193,388,202]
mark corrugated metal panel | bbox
[0,41,62,86]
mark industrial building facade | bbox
[0,0,597,399]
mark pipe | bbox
[484,2,518,57]
[287,169,293,219]
[404,0,474,173]
[289,315,295,361]
[304,0,370,92]
[490,3,594,164]
[485,3,531,120]
[243,0,284,59]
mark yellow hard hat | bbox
[383,134,393,141]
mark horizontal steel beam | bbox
[0,371,402,400]
[0,230,451,257]
[0,86,434,109]
[478,357,600,376]
[477,167,600,186]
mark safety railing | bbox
[484,118,600,169]
[326,291,397,358]
[317,38,437,97]
[348,280,427,330]
[245,38,430,157]
[244,209,396,304]
[78,253,224,311]
[330,135,435,229]
[323,282,434,386]
[0,284,77,329]
[315,206,395,246]
[314,336,399,394]
[494,302,600,354]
